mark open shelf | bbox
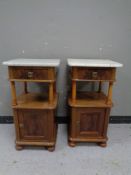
[68,91,113,107]
[13,93,58,109]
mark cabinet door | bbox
[76,108,106,138]
[17,109,48,141]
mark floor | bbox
[0,124,131,175]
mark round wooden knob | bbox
[27,71,34,78]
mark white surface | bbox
[3,59,60,67]
[67,59,123,67]
[0,124,131,175]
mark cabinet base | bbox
[15,141,56,151]
[47,146,55,152]
[14,109,58,152]
[15,145,24,150]
[68,106,110,148]
[68,137,108,147]
[97,142,107,147]
[15,124,57,152]
[68,141,76,147]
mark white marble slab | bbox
[3,58,60,67]
[67,59,123,67]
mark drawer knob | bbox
[92,72,98,78]
[27,71,34,78]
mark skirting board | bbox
[0,116,131,124]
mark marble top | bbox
[3,59,60,67]
[67,59,123,67]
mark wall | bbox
[0,0,131,116]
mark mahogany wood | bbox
[69,107,110,143]
[71,67,116,81]
[9,66,55,81]
[13,109,56,145]
[8,66,58,151]
[68,66,116,147]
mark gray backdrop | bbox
[0,0,130,117]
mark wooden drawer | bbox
[72,67,116,81]
[9,66,55,80]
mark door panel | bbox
[76,108,106,138]
[17,109,48,140]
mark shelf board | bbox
[13,93,58,109]
[68,92,112,107]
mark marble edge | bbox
[67,59,123,67]
[3,59,60,67]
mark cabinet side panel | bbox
[13,109,21,141]
[47,110,56,142]
[102,108,111,137]
[70,107,77,138]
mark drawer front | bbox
[72,67,115,81]
[9,67,55,80]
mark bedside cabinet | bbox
[67,59,123,147]
[3,59,60,151]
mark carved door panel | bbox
[76,108,106,138]
[17,109,48,141]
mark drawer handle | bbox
[27,71,34,78]
[92,71,98,78]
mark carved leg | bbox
[68,141,76,147]
[47,146,55,152]
[98,142,107,148]
[15,145,23,150]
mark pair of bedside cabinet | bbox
[3,58,123,151]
